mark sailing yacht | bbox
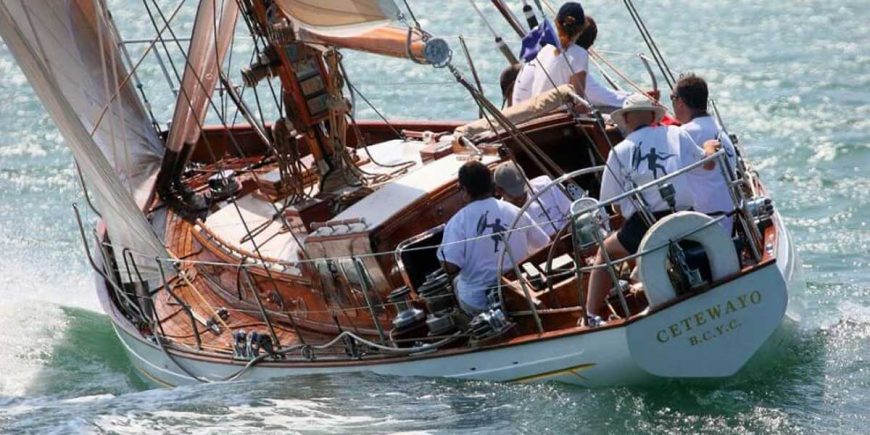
[0,0,797,387]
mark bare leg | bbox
[586,233,630,317]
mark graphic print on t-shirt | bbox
[535,204,563,225]
[475,210,508,253]
[632,141,676,178]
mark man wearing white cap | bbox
[493,161,572,237]
[586,93,720,323]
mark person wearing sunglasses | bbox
[671,74,738,234]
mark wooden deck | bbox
[155,210,333,353]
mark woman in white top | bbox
[528,2,588,99]
[576,17,631,109]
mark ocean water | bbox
[0,0,867,433]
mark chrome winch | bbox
[746,196,774,222]
[387,285,425,331]
[208,169,240,201]
[469,308,514,344]
[417,271,462,336]
[416,270,456,313]
[570,197,608,250]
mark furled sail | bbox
[0,0,168,283]
[297,26,427,60]
[164,0,239,154]
[274,0,427,61]
[274,0,399,37]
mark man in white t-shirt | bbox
[493,161,572,237]
[438,161,550,314]
[672,74,738,233]
[586,93,720,322]
[511,61,537,106]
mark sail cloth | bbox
[274,0,400,37]
[297,26,427,60]
[274,0,426,61]
[455,84,578,139]
[0,0,169,283]
[164,0,239,154]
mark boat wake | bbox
[0,312,848,434]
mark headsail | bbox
[0,0,168,283]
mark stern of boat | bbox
[625,260,788,378]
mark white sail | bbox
[0,0,168,283]
[165,0,239,154]
[274,0,400,37]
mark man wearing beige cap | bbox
[493,161,572,237]
[586,93,720,323]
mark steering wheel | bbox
[495,166,606,308]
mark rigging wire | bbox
[626,0,676,86]
[83,0,188,138]
[338,48,413,170]
[458,34,487,118]
[344,78,405,140]
[143,0,312,342]
[622,0,675,90]
[399,0,422,31]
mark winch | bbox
[746,195,774,227]
[208,169,240,200]
[426,310,460,336]
[232,330,274,359]
[570,197,608,251]
[416,271,457,314]
[387,286,427,346]
[417,271,462,336]
[387,286,425,331]
[469,308,514,344]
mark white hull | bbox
[101,258,791,388]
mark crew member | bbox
[500,63,522,107]
[493,161,572,237]
[672,74,738,233]
[514,2,588,105]
[510,59,536,107]
[585,93,719,323]
[439,161,550,315]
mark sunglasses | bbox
[669,94,681,101]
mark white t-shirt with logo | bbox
[530,44,589,97]
[600,125,705,220]
[512,62,537,106]
[438,197,550,311]
[682,115,738,232]
[525,175,573,237]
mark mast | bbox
[238,0,435,193]
[156,0,239,212]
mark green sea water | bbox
[0,0,868,433]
